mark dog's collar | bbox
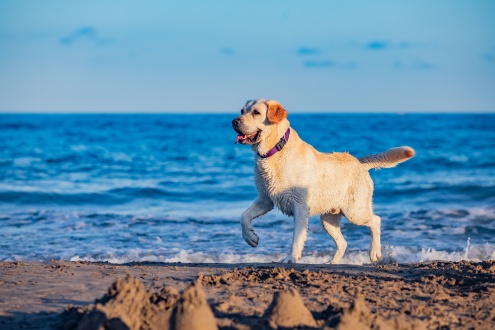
[258,128,291,158]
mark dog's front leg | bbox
[241,196,274,247]
[281,204,310,263]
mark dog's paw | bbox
[242,228,259,247]
[280,255,298,264]
[369,247,382,262]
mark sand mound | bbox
[335,293,377,330]
[172,281,218,330]
[63,273,174,330]
[61,274,217,330]
[335,293,426,330]
[264,287,317,329]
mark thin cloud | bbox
[303,60,356,69]
[296,40,422,56]
[303,60,335,68]
[394,60,434,70]
[367,41,389,50]
[60,27,113,46]
[296,47,321,55]
[366,40,421,50]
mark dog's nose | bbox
[232,118,241,128]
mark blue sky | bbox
[1,1,494,113]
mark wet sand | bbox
[0,260,494,329]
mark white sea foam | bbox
[68,241,495,265]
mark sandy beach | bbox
[0,260,494,329]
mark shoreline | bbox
[1,260,494,329]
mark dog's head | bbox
[232,99,288,145]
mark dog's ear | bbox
[266,101,288,124]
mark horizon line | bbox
[1,110,494,115]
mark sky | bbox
[0,0,494,113]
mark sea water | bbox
[1,113,494,264]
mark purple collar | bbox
[258,128,291,158]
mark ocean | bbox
[1,113,494,264]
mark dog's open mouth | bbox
[235,130,261,144]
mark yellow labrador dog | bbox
[232,99,414,264]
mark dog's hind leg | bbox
[241,196,274,248]
[345,210,383,262]
[368,215,382,262]
[321,213,347,264]
[343,178,382,262]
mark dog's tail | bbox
[359,146,415,170]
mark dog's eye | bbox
[252,110,260,115]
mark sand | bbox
[0,260,494,329]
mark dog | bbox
[232,99,414,264]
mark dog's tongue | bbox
[235,134,246,144]
[236,131,258,144]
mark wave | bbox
[65,241,495,266]
[0,184,257,206]
[0,191,125,205]
[2,183,494,208]
[376,184,495,198]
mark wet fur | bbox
[233,99,414,264]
